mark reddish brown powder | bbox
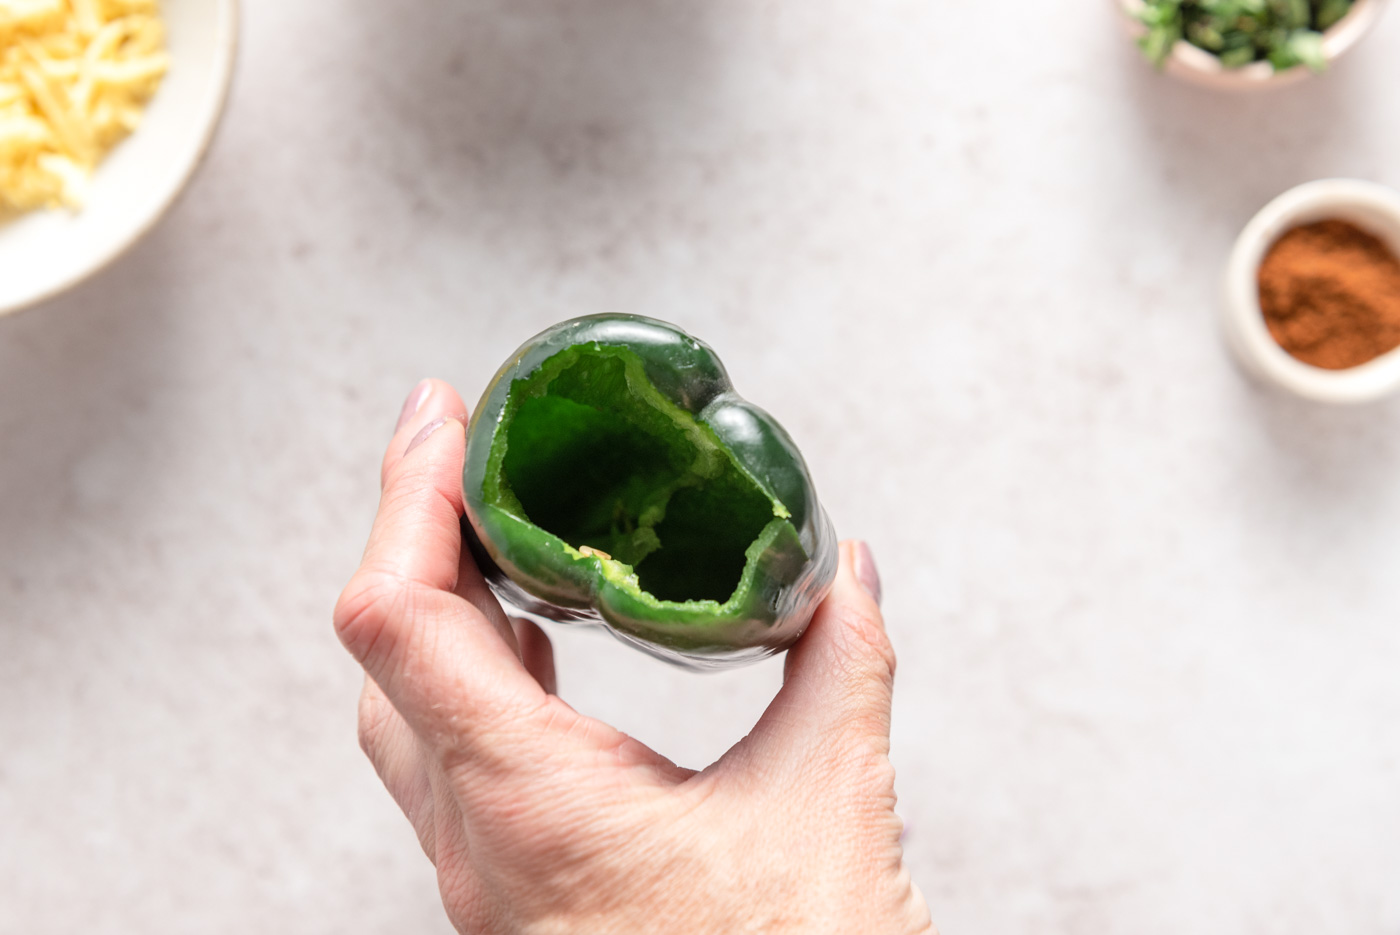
[1257,219,1400,370]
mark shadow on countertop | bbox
[0,224,186,582]
[334,0,728,225]
[1112,18,1388,224]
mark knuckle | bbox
[381,460,426,504]
[434,699,579,800]
[333,573,407,667]
[831,602,898,685]
[829,706,894,762]
[813,729,896,796]
[384,430,465,504]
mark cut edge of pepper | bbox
[477,343,804,614]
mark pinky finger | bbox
[511,617,557,695]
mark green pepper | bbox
[462,314,838,668]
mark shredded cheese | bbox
[0,0,168,213]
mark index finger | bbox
[375,378,518,648]
[334,389,545,756]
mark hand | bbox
[334,379,935,935]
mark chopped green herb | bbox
[1315,0,1352,28]
[1135,0,1353,72]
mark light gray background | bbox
[4,2,1400,932]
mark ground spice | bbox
[1258,219,1400,370]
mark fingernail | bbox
[396,380,433,432]
[853,541,882,606]
[405,416,452,456]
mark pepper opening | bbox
[497,348,776,603]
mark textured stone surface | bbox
[4,2,1400,932]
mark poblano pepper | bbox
[462,315,838,668]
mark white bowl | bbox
[1117,0,1386,91]
[0,0,239,317]
[1223,179,1400,404]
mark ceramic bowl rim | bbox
[0,0,241,318]
[1222,178,1400,404]
[1115,0,1386,91]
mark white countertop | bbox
[4,2,1400,932]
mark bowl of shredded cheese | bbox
[0,0,237,316]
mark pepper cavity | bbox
[494,345,780,604]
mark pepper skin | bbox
[462,315,838,669]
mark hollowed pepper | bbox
[462,314,838,668]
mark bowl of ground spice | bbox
[1224,179,1400,404]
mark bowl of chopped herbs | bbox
[1119,0,1386,89]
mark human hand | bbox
[334,379,936,935]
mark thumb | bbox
[741,540,895,775]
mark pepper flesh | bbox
[462,315,837,668]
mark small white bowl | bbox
[1117,0,1386,91]
[1223,179,1400,404]
[0,0,239,318]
